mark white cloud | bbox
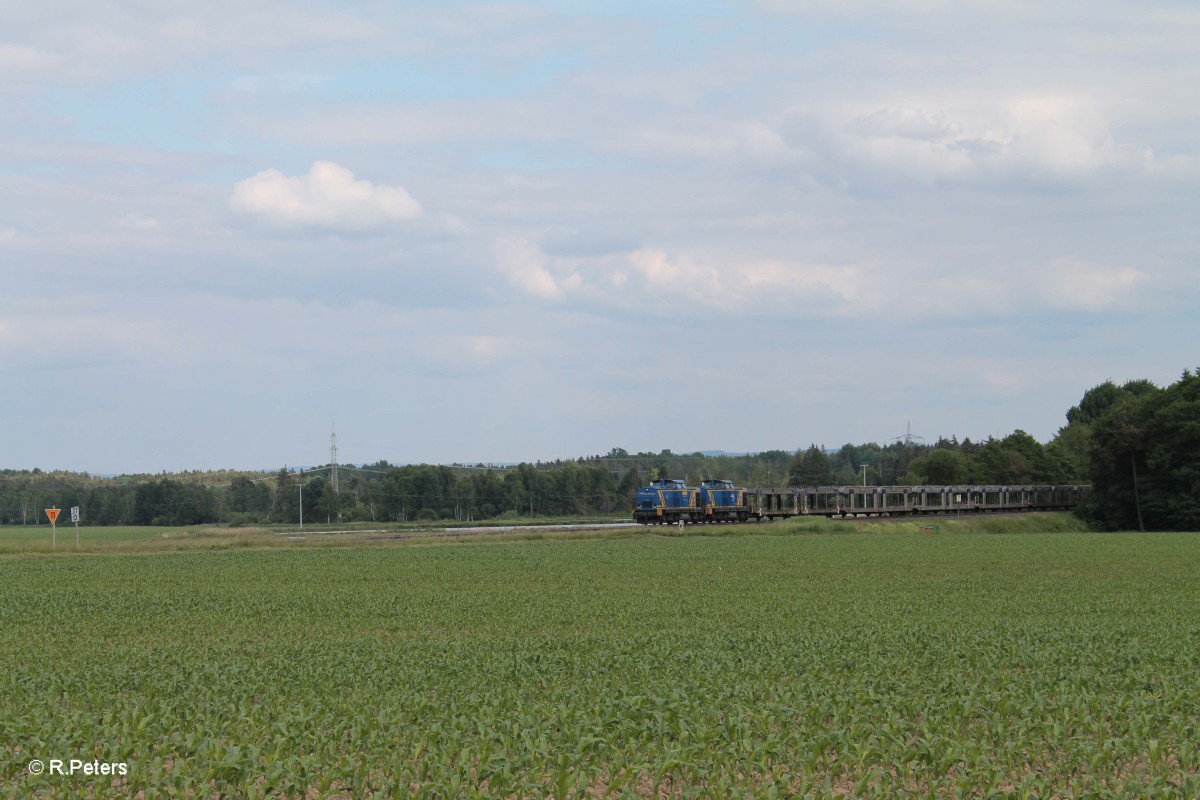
[971,358,1034,395]
[0,227,33,246]
[0,5,384,85]
[230,161,422,230]
[117,212,160,231]
[404,332,519,378]
[495,237,576,300]
[1040,257,1149,312]
[625,249,871,312]
[831,95,1155,184]
[894,258,1150,317]
[494,239,867,313]
[0,43,60,73]
[0,307,173,361]
[616,120,796,164]
[231,72,330,94]
[849,107,956,141]
[493,236,1155,324]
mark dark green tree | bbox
[229,476,272,517]
[1083,372,1200,531]
[907,449,970,485]
[788,444,832,486]
[270,468,298,523]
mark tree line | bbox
[0,462,643,527]
[1,370,1195,530]
[1066,370,1199,531]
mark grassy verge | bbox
[0,512,1091,557]
[637,510,1090,538]
[0,524,191,552]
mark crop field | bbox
[2,530,1199,798]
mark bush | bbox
[224,512,263,528]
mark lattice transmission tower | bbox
[892,421,925,446]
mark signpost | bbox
[71,506,80,548]
[45,507,60,549]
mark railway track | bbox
[279,512,1055,543]
[828,510,1056,524]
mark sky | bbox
[1,0,1197,474]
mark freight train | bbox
[633,479,1089,524]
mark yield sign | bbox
[45,508,60,524]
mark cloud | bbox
[615,120,796,165]
[230,161,422,231]
[117,212,160,231]
[1040,257,1149,312]
[0,43,60,73]
[970,358,1034,395]
[830,95,1156,185]
[492,236,1155,324]
[0,5,383,85]
[495,237,578,300]
[904,257,1151,317]
[849,107,956,142]
[0,227,33,246]
[0,305,175,363]
[626,249,865,311]
[494,238,866,314]
[231,72,331,94]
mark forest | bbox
[2,371,1196,531]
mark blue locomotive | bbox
[633,479,703,524]
[698,479,749,522]
[634,478,748,524]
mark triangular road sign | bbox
[45,508,60,524]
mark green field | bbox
[2,529,1198,798]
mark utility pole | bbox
[299,470,304,531]
[859,464,869,487]
[329,424,339,495]
[330,424,341,522]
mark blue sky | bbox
[1,0,1197,473]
